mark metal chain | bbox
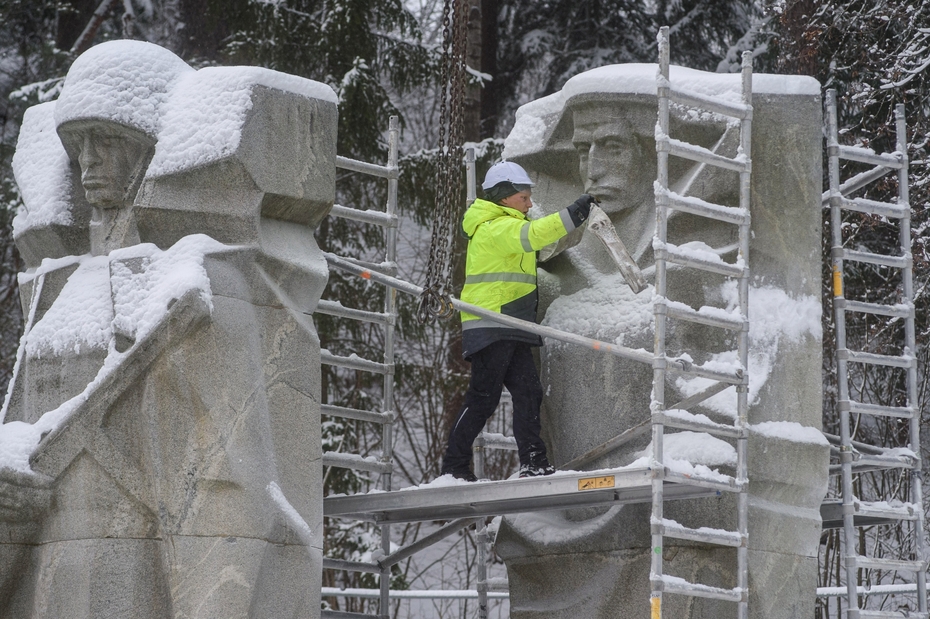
[418,0,469,323]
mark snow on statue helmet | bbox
[55,40,193,141]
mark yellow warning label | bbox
[832,264,843,298]
[651,595,661,619]
[578,475,615,491]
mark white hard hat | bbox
[482,161,535,190]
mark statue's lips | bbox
[81,177,111,190]
[586,186,626,205]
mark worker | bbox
[440,161,597,481]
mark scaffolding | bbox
[648,26,752,618]
[316,28,763,619]
[819,89,928,619]
[317,116,400,619]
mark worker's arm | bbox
[487,195,597,254]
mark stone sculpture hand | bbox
[0,467,53,523]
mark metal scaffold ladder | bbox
[650,26,751,618]
[318,116,400,619]
[824,89,929,619]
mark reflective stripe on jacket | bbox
[459,198,579,358]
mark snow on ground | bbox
[11,102,72,235]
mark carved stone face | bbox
[570,102,655,218]
[60,122,153,209]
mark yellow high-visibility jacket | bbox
[459,198,579,358]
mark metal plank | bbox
[323,558,382,575]
[847,400,915,419]
[855,556,926,572]
[664,302,745,331]
[659,243,745,278]
[842,299,912,319]
[843,349,915,369]
[659,188,749,225]
[657,577,744,602]
[324,467,716,524]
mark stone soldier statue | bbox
[0,40,335,619]
[495,64,830,619]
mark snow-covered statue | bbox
[0,40,334,618]
[495,65,830,619]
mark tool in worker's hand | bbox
[586,203,647,294]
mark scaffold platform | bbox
[324,466,721,524]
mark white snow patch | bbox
[0,235,225,472]
[400,473,488,490]
[751,421,828,445]
[0,421,43,472]
[502,91,565,159]
[24,256,114,357]
[12,102,72,236]
[675,282,821,417]
[267,481,315,547]
[562,64,819,102]
[54,40,193,137]
[634,431,737,467]
[147,66,336,177]
[109,234,221,342]
[541,267,653,346]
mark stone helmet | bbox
[54,39,193,150]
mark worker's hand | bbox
[567,194,598,226]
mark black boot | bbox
[519,453,555,478]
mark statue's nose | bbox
[78,133,101,171]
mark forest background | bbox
[0,1,928,617]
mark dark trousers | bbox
[441,340,547,472]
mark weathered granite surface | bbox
[0,40,333,619]
[495,65,829,619]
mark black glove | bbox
[566,194,598,227]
